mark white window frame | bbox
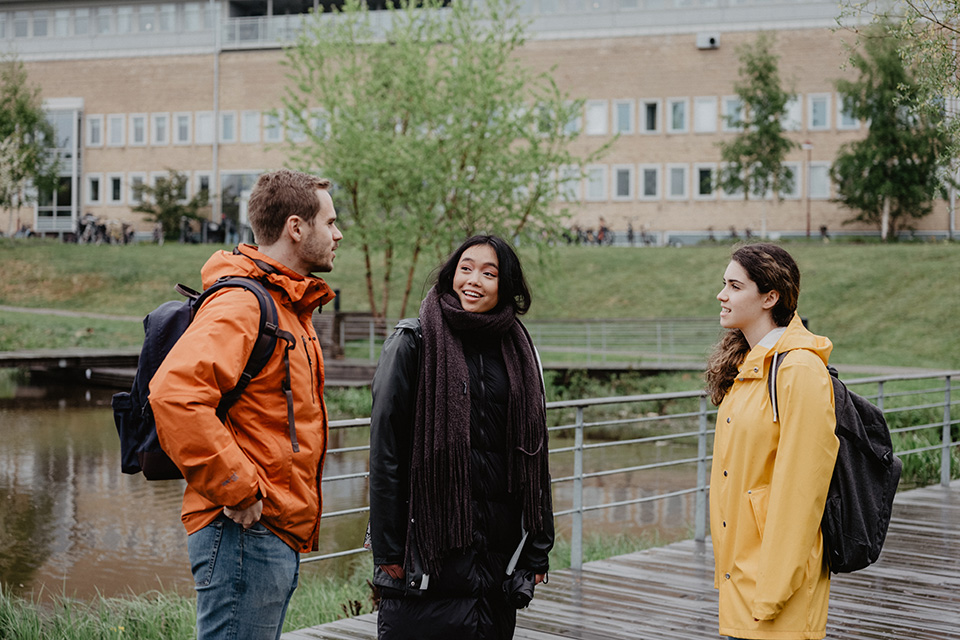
[640,99,661,134]
[106,113,125,147]
[286,110,308,143]
[693,96,718,133]
[611,164,634,201]
[612,99,635,135]
[309,109,330,139]
[557,165,581,202]
[151,112,170,146]
[86,114,104,147]
[174,112,192,145]
[263,112,283,143]
[666,163,689,200]
[585,164,608,202]
[694,163,717,200]
[151,170,189,203]
[667,98,689,134]
[194,171,212,199]
[721,95,743,132]
[241,110,261,143]
[808,161,831,199]
[639,164,660,200]
[107,173,124,204]
[807,93,831,131]
[563,101,581,135]
[85,173,103,205]
[585,100,609,136]
[128,172,147,205]
[719,164,745,200]
[782,96,802,132]
[195,111,215,145]
[779,161,801,200]
[129,113,147,146]
[219,111,237,144]
[837,96,859,130]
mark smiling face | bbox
[717,259,779,346]
[452,243,500,314]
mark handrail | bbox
[302,370,960,568]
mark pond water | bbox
[0,378,703,601]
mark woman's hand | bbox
[380,564,404,580]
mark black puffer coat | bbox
[369,319,554,640]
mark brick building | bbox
[1,0,954,243]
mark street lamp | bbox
[801,141,813,238]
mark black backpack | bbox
[769,351,902,573]
[112,277,295,480]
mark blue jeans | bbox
[188,515,300,640]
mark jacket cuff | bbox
[230,488,264,511]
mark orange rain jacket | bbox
[151,244,335,553]
[710,314,839,640]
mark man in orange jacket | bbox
[150,169,343,640]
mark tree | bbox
[831,24,949,240]
[716,34,797,238]
[132,170,210,241]
[0,55,58,236]
[281,0,603,319]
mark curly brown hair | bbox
[704,243,800,405]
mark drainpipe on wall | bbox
[210,0,221,232]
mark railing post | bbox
[942,375,952,487]
[695,394,709,542]
[572,406,585,571]
[877,380,885,412]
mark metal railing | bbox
[303,370,959,569]
[339,316,721,365]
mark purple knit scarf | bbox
[407,288,548,574]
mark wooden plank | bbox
[283,480,960,640]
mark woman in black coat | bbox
[369,235,554,640]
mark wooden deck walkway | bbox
[283,479,960,640]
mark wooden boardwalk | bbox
[284,480,960,640]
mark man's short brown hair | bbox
[247,169,331,245]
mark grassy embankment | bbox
[1,239,958,638]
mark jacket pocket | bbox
[748,485,770,540]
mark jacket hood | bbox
[200,244,335,314]
[738,313,832,381]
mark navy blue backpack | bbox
[112,277,294,480]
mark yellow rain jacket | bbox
[710,314,839,639]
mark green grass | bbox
[2,238,958,368]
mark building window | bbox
[195,112,214,144]
[613,100,634,134]
[195,172,212,201]
[129,173,147,205]
[286,111,307,143]
[86,115,103,147]
[809,162,830,199]
[184,3,207,30]
[85,174,102,205]
[117,6,133,33]
[558,165,581,202]
[639,164,660,200]
[158,4,176,31]
[667,98,688,134]
[585,165,607,201]
[33,11,49,37]
[721,96,743,132]
[151,113,169,145]
[263,112,283,143]
[640,100,660,134]
[13,12,29,38]
[667,163,688,199]
[75,8,90,35]
[54,9,70,37]
[174,112,191,144]
[130,114,147,146]
[694,163,716,199]
[108,174,124,204]
[612,165,634,200]
[139,5,156,32]
[107,114,125,146]
[837,96,859,130]
[220,111,237,143]
[563,101,581,135]
[782,96,802,132]
[693,97,717,133]
[94,7,112,34]
[808,93,830,131]
[241,111,260,143]
[780,162,800,199]
[585,100,608,136]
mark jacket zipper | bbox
[478,352,486,419]
[301,336,316,405]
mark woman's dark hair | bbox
[434,235,532,315]
[704,243,801,405]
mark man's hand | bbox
[223,499,263,529]
[535,573,546,585]
[380,564,404,580]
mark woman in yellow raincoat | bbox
[705,243,839,640]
